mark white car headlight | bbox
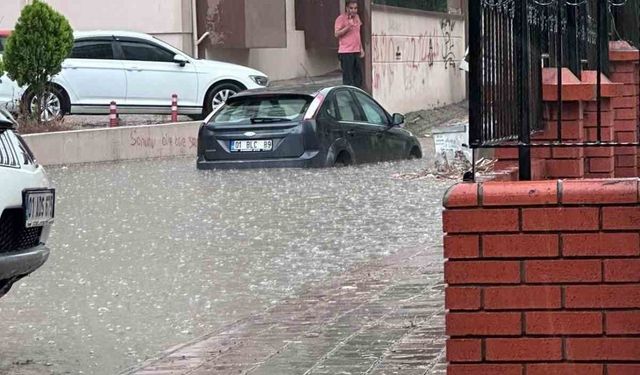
[250,75,269,87]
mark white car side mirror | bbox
[174,55,189,67]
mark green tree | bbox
[3,0,73,122]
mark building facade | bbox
[0,0,195,55]
[0,0,466,113]
[0,0,339,82]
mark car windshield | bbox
[211,95,312,125]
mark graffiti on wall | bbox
[441,18,457,69]
[372,16,462,91]
[129,130,197,151]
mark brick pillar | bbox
[536,68,588,179]
[533,101,585,179]
[583,99,615,177]
[443,179,640,375]
[609,41,640,178]
[581,71,620,179]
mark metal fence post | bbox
[566,4,580,76]
[469,0,482,151]
[517,0,531,180]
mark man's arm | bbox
[335,18,351,38]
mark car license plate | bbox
[23,189,55,228]
[230,140,273,152]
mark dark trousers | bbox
[339,53,363,88]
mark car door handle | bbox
[347,130,355,137]
[63,64,77,69]
[127,66,141,71]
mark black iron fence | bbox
[613,0,640,47]
[469,0,638,180]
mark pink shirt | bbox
[335,13,362,53]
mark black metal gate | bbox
[469,0,638,180]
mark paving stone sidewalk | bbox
[126,245,447,375]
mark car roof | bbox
[234,87,324,98]
[1,29,152,40]
[232,85,360,99]
[73,30,156,41]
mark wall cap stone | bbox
[609,40,640,62]
[443,178,640,208]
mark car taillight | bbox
[303,94,325,120]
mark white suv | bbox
[0,109,54,298]
[0,30,269,120]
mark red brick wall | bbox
[443,179,640,375]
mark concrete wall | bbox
[23,122,200,166]
[371,5,466,114]
[0,0,194,55]
[203,0,339,81]
[245,0,287,48]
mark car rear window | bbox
[211,95,312,125]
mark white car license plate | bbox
[23,189,55,228]
[230,140,273,152]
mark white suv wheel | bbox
[30,90,63,122]
[212,89,237,108]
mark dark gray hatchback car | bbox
[197,86,422,169]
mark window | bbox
[69,40,114,59]
[372,0,448,13]
[353,91,388,125]
[212,95,312,125]
[335,91,359,122]
[323,96,339,119]
[120,41,175,62]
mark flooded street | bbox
[0,156,451,375]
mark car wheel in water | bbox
[203,82,243,117]
[408,147,422,160]
[334,151,352,167]
[27,86,69,122]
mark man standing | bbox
[334,0,364,88]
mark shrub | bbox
[3,0,73,123]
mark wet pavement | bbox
[0,156,451,375]
[129,246,448,375]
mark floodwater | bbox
[0,156,451,374]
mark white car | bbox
[0,30,21,113]
[0,30,269,120]
[0,73,20,114]
[0,109,54,298]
